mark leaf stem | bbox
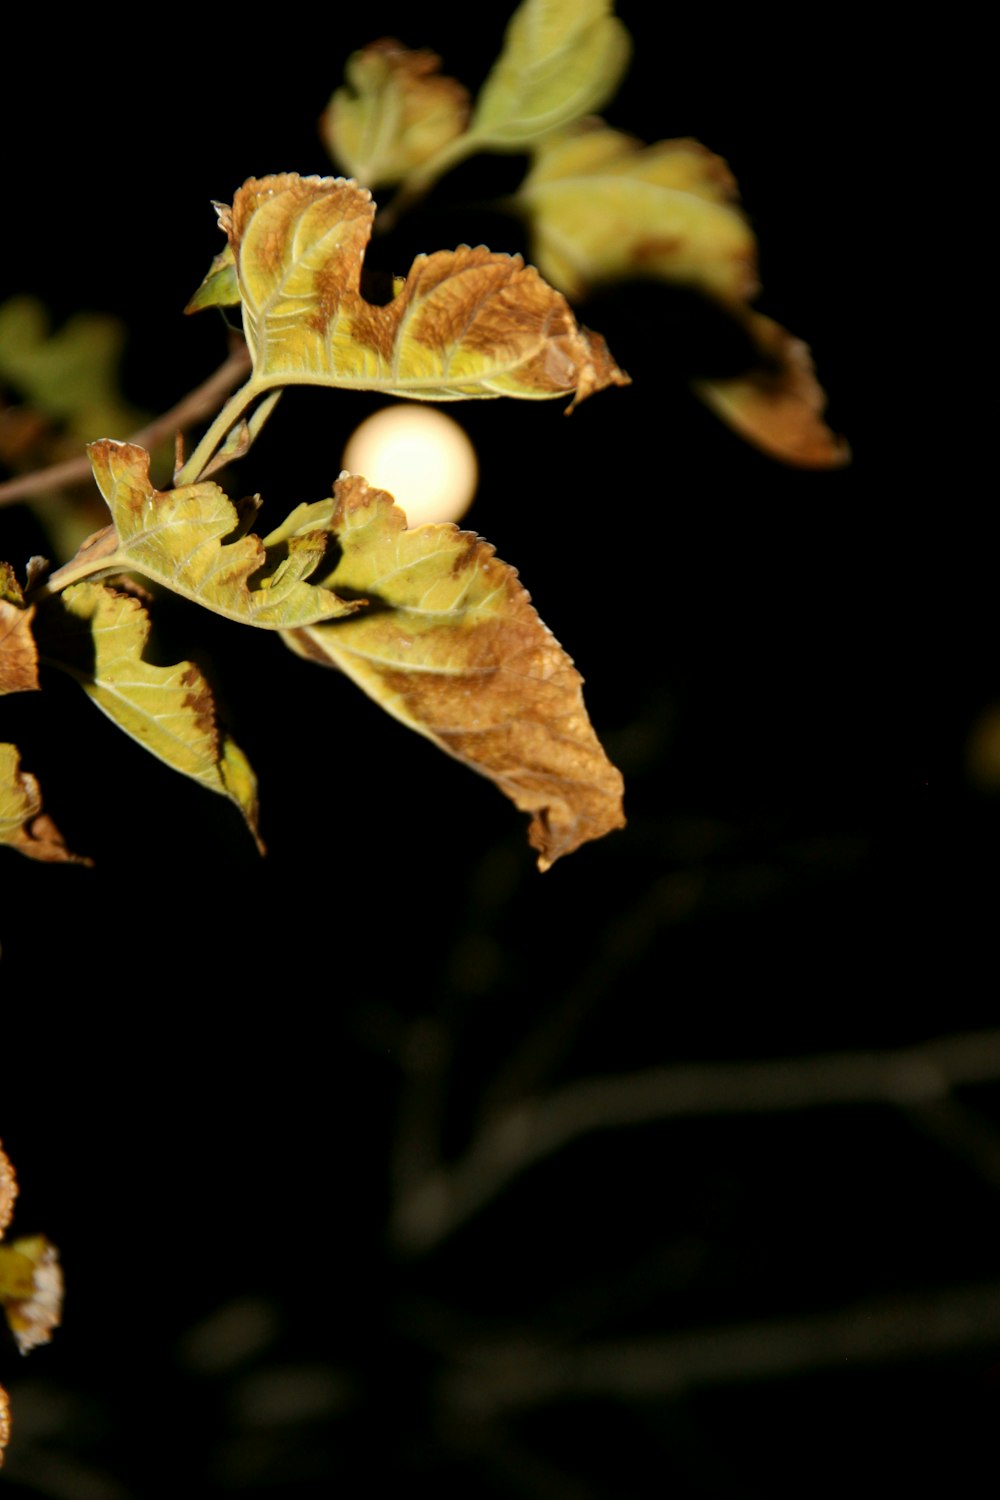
[173,376,263,487]
[0,342,252,509]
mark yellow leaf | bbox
[70,440,362,628]
[49,582,264,849]
[519,123,757,304]
[321,39,470,188]
[219,174,628,407]
[470,0,631,148]
[693,312,850,468]
[0,742,91,865]
[282,475,625,869]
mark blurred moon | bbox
[341,405,478,526]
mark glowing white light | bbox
[341,404,478,526]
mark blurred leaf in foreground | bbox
[281,474,625,869]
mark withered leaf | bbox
[64,441,361,628]
[519,122,846,466]
[693,312,850,468]
[470,0,631,149]
[0,742,90,865]
[48,582,262,849]
[321,39,470,187]
[219,174,628,407]
[0,563,39,695]
[281,475,625,869]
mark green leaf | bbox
[0,296,142,440]
[321,39,470,188]
[218,174,628,406]
[469,0,631,148]
[185,244,241,314]
[0,743,90,865]
[45,581,263,849]
[59,441,362,629]
[281,474,625,870]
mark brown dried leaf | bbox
[220,174,628,407]
[0,564,39,695]
[693,312,849,468]
[282,475,625,869]
[0,1142,16,1239]
[0,742,91,865]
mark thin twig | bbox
[391,1028,1000,1254]
[434,1279,1000,1411]
[0,342,251,508]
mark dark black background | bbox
[2,8,994,1497]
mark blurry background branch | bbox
[392,1029,1000,1254]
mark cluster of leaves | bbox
[0,1140,64,1468]
[1,0,844,877]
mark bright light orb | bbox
[341,404,478,527]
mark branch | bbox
[0,342,251,508]
[390,1028,1000,1254]
[433,1279,1000,1413]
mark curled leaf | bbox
[219,174,628,407]
[46,581,263,849]
[282,475,625,869]
[0,565,39,695]
[693,312,849,468]
[470,0,631,148]
[321,39,470,187]
[0,742,90,865]
[73,440,361,628]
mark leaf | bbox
[281,475,625,869]
[693,312,850,468]
[219,174,628,407]
[321,39,470,187]
[0,1383,8,1469]
[470,0,631,148]
[67,441,362,628]
[0,563,39,695]
[0,1141,16,1239]
[0,295,142,441]
[46,581,263,849]
[185,243,240,314]
[519,123,847,466]
[518,123,758,304]
[0,1235,63,1354]
[0,742,91,865]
